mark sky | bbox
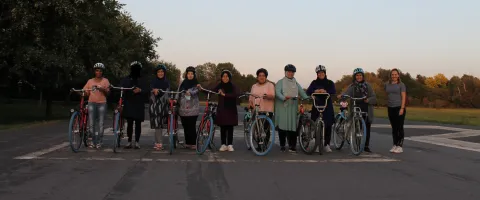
[119,0,480,86]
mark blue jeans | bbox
[88,103,107,145]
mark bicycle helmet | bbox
[353,67,364,75]
[256,68,268,77]
[186,66,196,73]
[284,64,296,72]
[155,64,167,72]
[315,65,326,73]
[93,63,105,70]
[130,61,142,68]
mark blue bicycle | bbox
[239,93,275,156]
[332,95,367,155]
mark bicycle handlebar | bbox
[110,85,135,90]
[159,89,185,94]
[198,86,220,94]
[310,93,330,112]
[341,94,367,100]
[71,88,95,92]
[238,92,265,99]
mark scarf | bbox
[354,80,368,97]
[282,76,298,98]
[179,77,199,91]
[151,76,169,97]
[218,81,235,108]
[313,76,330,87]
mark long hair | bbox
[389,68,402,84]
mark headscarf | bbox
[129,65,142,85]
[218,70,235,108]
[179,69,199,91]
[353,73,368,97]
[151,68,169,96]
[282,74,298,99]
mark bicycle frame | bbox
[110,85,135,150]
[340,94,368,155]
[196,86,219,153]
[159,89,185,154]
[69,87,95,151]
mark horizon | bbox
[119,0,480,86]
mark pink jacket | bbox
[249,82,275,112]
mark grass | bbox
[0,99,74,130]
[230,101,480,126]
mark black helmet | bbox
[256,68,268,77]
[221,69,232,78]
[284,64,296,72]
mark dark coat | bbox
[306,78,336,126]
[121,76,149,121]
[212,83,240,126]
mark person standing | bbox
[385,68,406,153]
[176,66,200,150]
[306,65,336,152]
[149,64,170,150]
[121,61,149,149]
[275,64,309,152]
[211,70,240,152]
[83,63,110,149]
[339,68,377,152]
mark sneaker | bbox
[364,147,372,153]
[390,145,397,153]
[394,146,403,153]
[154,143,163,150]
[315,147,320,153]
[289,147,297,153]
[124,142,133,149]
[227,145,234,152]
[219,145,228,152]
[96,144,102,149]
[324,145,332,152]
[280,146,286,152]
[134,142,141,149]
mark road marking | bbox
[14,142,69,160]
[371,124,474,132]
[15,156,399,163]
[406,136,480,153]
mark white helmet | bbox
[315,65,326,73]
[93,63,105,70]
[130,61,142,68]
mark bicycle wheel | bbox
[196,117,214,155]
[332,114,345,150]
[298,117,316,154]
[113,112,121,153]
[168,114,175,155]
[243,117,251,150]
[249,116,275,156]
[349,116,367,155]
[315,120,324,155]
[68,111,83,152]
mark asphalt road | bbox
[1,106,480,200]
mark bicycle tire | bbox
[243,118,251,150]
[249,115,275,156]
[113,112,121,153]
[68,111,82,153]
[196,117,214,155]
[315,120,324,155]
[168,114,174,155]
[350,116,367,155]
[332,114,345,150]
[298,117,316,154]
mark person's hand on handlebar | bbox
[133,87,142,94]
[152,89,159,96]
[315,89,326,93]
[218,89,225,97]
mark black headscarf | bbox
[218,70,235,108]
[129,65,142,86]
[313,70,330,87]
[151,69,169,96]
[179,69,199,91]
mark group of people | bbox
[81,61,407,154]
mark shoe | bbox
[134,142,141,149]
[124,142,133,149]
[364,147,372,153]
[394,146,403,153]
[390,145,397,153]
[227,145,234,152]
[324,145,332,153]
[289,147,297,153]
[280,146,286,152]
[219,145,228,152]
[154,143,163,150]
[96,144,102,149]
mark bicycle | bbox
[297,97,317,154]
[239,93,275,156]
[196,86,219,155]
[159,89,185,155]
[300,93,330,155]
[332,95,367,155]
[110,85,135,153]
[68,87,95,153]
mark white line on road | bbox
[14,142,69,160]
[406,136,480,153]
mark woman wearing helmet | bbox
[83,63,110,149]
[306,65,336,152]
[339,68,377,152]
[121,61,149,149]
[149,64,170,150]
[248,68,275,150]
[175,66,201,150]
[203,69,240,152]
[274,64,309,152]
